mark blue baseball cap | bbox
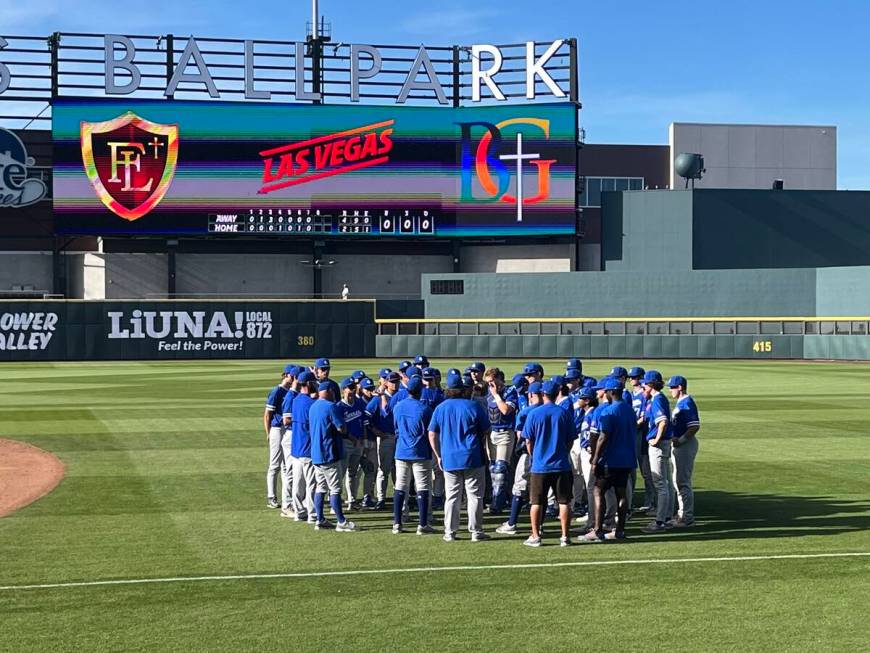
[468,361,485,373]
[523,362,543,375]
[643,370,663,385]
[359,377,375,390]
[297,371,315,383]
[407,377,423,393]
[564,368,581,380]
[422,367,437,379]
[283,363,296,375]
[566,358,582,371]
[317,381,333,392]
[512,373,527,387]
[314,357,330,369]
[339,376,356,390]
[668,375,688,389]
[628,366,645,378]
[406,367,422,378]
[446,374,464,389]
[603,377,623,391]
[398,360,413,373]
[385,371,401,383]
[378,368,393,379]
[583,377,597,388]
[550,375,565,387]
[578,386,595,399]
[541,379,560,396]
[446,367,461,378]
[414,355,429,366]
[462,373,474,387]
[592,377,610,391]
[610,366,628,378]
[351,370,367,381]
[528,381,543,394]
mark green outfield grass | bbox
[1,359,869,652]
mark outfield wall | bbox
[0,300,375,361]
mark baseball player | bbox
[428,371,492,542]
[581,376,638,543]
[641,370,674,533]
[483,367,517,514]
[289,371,318,522]
[668,375,700,527]
[496,381,543,535]
[357,377,380,508]
[264,364,294,509]
[421,367,446,510]
[371,370,400,510]
[338,376,368,511]
[278,365,301,517]
[521,379,577,547]
[608,366,636,513]
[391,376,436,534]
[309,382,357,531]
[313,357,340,399]
[629,367,656,512]
[413,354,429,371]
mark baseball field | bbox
[1,358,869,652]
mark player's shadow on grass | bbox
[559,490,870,542]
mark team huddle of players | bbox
[263,356,700,545]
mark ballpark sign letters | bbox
[98,36,567,104]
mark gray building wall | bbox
[104,253,168,299]
[669,123,836,190]
[175,254,311,297]
[0,252,53,292]
[458,244,574,273]
[322,254,454,299]
[602,190,693,272]
[422,268,825,318]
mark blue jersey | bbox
[281,388,299,424]
[393,397,434,461]
[266,385,289,428]
[516,392,529,412]
[365,393,397,435]
[672,395,701,438]
[290,393,315,458]
[340,397,369,440]
[486,390,516,432]
[309,398,345,465]
[622,389,633,405]
[578,406,595,448]
[556,396,572,412]
[428,398,490,472]
[421,387,444,409]
[631,388,646,421]
[523,403,576,473]
[515,403,539,437]
[645,393,673,441]
[597,400,640,469]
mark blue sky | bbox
[4,0,870,187]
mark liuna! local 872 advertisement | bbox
[106,308,273,354]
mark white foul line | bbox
[0,552,867,593]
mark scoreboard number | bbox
[752,341,772,353]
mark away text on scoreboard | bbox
[208,209,436,235]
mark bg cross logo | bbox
[457,118,556,221]
[80,111,178,221]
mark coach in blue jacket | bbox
[428,372,492,542]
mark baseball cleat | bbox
[642,520,668,533]
[471,531,490,542]
[392,523,403,534]
[336,520,358,532]
[314,519,334,530]
[266,498,280,509]
[442,532,456,542]
[604,529,627,541]
[416,524,436,535]
[579,529,605,544]
[559,536,571,547]
[495,522,517,535]
[523,536,542,548]
[279,508,295,519]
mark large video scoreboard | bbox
[52,99,577,238]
